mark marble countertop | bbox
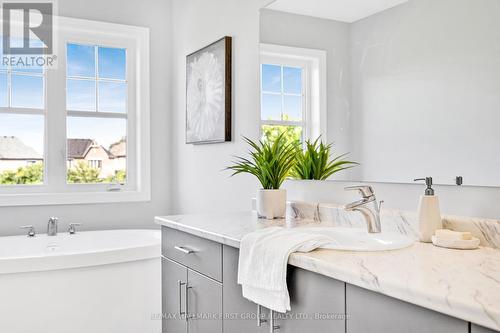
[155,211,500,331]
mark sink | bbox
[302,227,415,251]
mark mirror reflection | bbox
[260,0,500,187]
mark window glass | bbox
[261,124,302,145]
[0,72,7,107]
[261,64,281,93]
[67,117,126,184]
[283,67,302,94]
[261,93,282,121]
[260,62,305,145]
[0,114,44,185]
[67,79,96,111]
[98,81,127,113]
[11,75,44,109]
[98,47,126,80]
[283,95,302,121]
[67,43,96,77]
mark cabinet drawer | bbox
[162,226,222,282]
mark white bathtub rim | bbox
[0,229,160,275]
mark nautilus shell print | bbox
[186,39,228,143]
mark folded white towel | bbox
[237,227,333,313]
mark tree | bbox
[67,162,101,183]
[0,163,43,185]
[105,170,126,184]
[261,124,302,146]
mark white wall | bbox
[170,0,271,214]
[0,0,172,236]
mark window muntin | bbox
[66,43,128,184]
[260,63,304,144]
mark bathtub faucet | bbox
[47,217,58,236]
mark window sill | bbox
[0,189,151,207]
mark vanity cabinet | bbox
[472,324,500,333]
[161,227,223,333]
[274,265,345,333]
[162,258,187,333]
[162,226,491,333]
[223,245,267,333]
[222,245,345,333]
[161,257,223,333]
[346,284,468,333]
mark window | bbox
[0,38,45,186]
[261,63,304,144]
[88,160,102,169]
[66,43,127,184]
[260,44,327,145]
[0,17,151,206]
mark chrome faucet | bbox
[344,186,383,233]
[47,217,58,236]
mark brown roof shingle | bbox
[67,139,93,159]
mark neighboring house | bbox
[0,136,43,173]
[109,138,126,172]
[67,139,117,178]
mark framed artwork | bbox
[186,36,232,144]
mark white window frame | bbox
[260,43,327,141]
[0,16,150,206]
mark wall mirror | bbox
[259,0,500,187]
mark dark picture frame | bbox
[185,36,232,144]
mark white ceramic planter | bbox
[256,189,286,220]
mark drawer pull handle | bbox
[269,310,280,332]
[174,246,195,254]
[257,305,267,327]
[178,280,186,316]
[185,284,193,322]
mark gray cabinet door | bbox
[162,257,188,333]
[472,324,500,333]
[222,245,268,333]
[187,269,223,333]
[346,284,468,333]
[275,266,345,333]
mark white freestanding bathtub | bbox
[0,229,161,333]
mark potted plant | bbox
[293,137,358,180]
[227,134,297,219]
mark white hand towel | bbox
[237,227,333,313]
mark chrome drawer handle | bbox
[174,246,195,254]
[257,305,267,327]
[269,310,280,332]
[178,280,186,316]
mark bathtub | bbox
[0,229,161,333]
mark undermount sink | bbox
[303,227,415,252]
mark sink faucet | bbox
[47,217,58,236]
[344,186,383,233]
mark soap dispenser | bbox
[414,177,442,243]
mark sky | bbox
[0,43,127,156]
[261,64,303,122]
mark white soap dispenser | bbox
[414,177,442,243]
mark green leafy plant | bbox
[227,134,297,189]
[105,170,126,183]
[293,137,358,180]
[67,162,101,184]
[0,163,43,185]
